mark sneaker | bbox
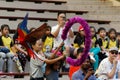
[90,55,96,63]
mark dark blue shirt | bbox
[46,70,59,80]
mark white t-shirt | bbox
[96,58,120,80]
[51,24,72,49]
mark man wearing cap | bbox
[95,47,120,80]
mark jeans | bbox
[0,52,14,72]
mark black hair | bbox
[74,32,85,46]
[98,27,106,34]
[90,26,96,32]
[108,28,117,39]
[77,47,84,55]
[29,37,41,47]
[87,55,93,68]
[57,11,66,17]
[42,25,54,42]
[46,25,51,31]
[48,56,64,71]
[1,24,10,31]
[90,26,97,39]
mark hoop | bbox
[61,16,91,66]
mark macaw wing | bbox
[25,23,48,43]
[24,23,48,58]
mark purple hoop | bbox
[61,16,91,66]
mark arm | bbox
[44,55,65,64]
[68,29,74,38]
[51,25,61,38]
[11,44,27,55]
[84,68,94,80]
[14,44,27,55]
[11,45,18,55]
[107,59,117,79]
[107,65,117,79]
[118,72,120,78]
[50,41,64,59]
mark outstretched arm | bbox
[44,54,65,64]
[12,44,28,55]
[50,41,64,59]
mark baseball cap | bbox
[109,47,118,51]
[78,25,84,31]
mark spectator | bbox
[51,11,74,50]
[74,26,98,66]
[69,47,84,80]
[11,31,28,78]
[107,28,118,49]
[95,47,120,80]
[45,42,64,80]
[74,25,85,48]
[89,26,100,71]
[96,27,108,62]
[51,12,74,72]
[72,56,96,80]
[0,24,14,73]
[42,25,54,56]
[45,57,63,80]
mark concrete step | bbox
[67,0,112,5]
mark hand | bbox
[113,58,118,66]
[59,41,64,47]
[62,50,68,58]
[84,68,94,80]
[59,20,65,27]
[24,51,28,55]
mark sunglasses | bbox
[110,51,118,55]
